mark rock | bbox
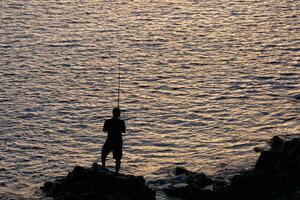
[213,180,227,193]
[188,172,213,188]
[224,137,300,200]
[185,188,223,200]
[174,167,213,188]
[175,166,192,176]
[254,151,284,172]
[283,138,300,160]
[42,181,54,194]
[164,167,214,199]
[42,163,155,200]
[253,146,265,153]
[269,136,285,152]
[69,166,89,181]
[164,183,191,197]
[292,190,300,200]
[290,155,300,172]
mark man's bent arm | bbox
[103,120,108,132]
[122,121,126,133]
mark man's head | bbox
[112,107,121,118]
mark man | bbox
[101,108,126,173]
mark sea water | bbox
[0,0,299,199]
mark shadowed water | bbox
[0,0,299,199]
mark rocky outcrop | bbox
[41,163,155,200]
[163,136,300,200]
[226,137,300,200]
[162,166,221,200]
[42,136,300,200]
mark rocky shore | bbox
[42,136,300,200]
[162,136,300,200]
[41,163,155,200]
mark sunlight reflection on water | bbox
[0,0,299,199]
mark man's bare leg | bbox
[101,151,109,168]
[115,159,121,173]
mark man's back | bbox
[103,118,126,142]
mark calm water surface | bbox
[1,0,300,199]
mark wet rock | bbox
[164,167,214,198]
[174,167,213,187]
[42,163,155,200]
[188,172,213,188]
[253,146,265,153]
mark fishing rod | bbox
[117,56,121,108]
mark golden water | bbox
[0,0,299,199]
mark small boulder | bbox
[164,167,214,199]
[188,172,213,188]
[175,166,192,176]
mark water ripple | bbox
[1,0,300,199]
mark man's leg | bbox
[101,142,110,167]
[115,159,121,173]
[113,144,122,173]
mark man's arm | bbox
[122,121,126,133]
[103,120,108,132]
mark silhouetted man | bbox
[101,108,126,173]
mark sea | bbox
[0,0,299,199]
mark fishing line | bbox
[117,55,121,108]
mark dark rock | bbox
[175,166,192,176]
[283,138,300,160]
[254,151,284,172]
[69,166,88,181]
[174,167,213,188]
[42,163,155,200]
[164,183,191,197]
[164,167,214,198]
[269,136,285,152]
[224,137,300,200]
[253,146,265,153]
[188,172,213,188]
[185,188,223,200]
[290,155,300,172]
[42,181,54,194]
[213,180,227,193]
[292,191,300,200]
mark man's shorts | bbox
[102,140,123,160]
